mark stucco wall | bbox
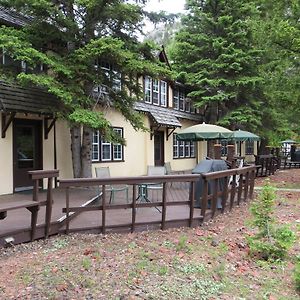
[0,112,13,194]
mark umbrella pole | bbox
[196,141,199,164]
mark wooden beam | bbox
[1,112,15,138]
[166,127,176,141]
[44,117,56,139]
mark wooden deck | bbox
[0,166,256,247]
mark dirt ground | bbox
[0,169,299,300]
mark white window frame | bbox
[173,134,178,158]
[113,128,123,161]
[92,131,100,162]
[144,76,152,103]
[160,80,167,107]
[101,140,112,161]
[173,134,195,159]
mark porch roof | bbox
[0,81,61,115]
[134,102,202,128]
[0,6,30,27]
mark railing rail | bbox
[59,167,256,235]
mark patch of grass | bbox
[157,265,168,276]
[294,260,300,291]
[17,270,33,285]
[176,262,206,275]
[81,257,92,270]
[176,235,190,252]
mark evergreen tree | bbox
[171,0,263,130]
[251,0,300,144]
[0,0,170,177]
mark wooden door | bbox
[154,131,164,166]
[13,119,43,191]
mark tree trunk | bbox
[81,125,93,178]
[70,126,82,178]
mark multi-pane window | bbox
[94,61,122,94]
[173,87,196,113]
[144,76,167,107]
[173,134,195,159]
[245,140,254,155]
[92,127,124,162]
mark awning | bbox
[0,81,61,115]
[149,109,181,128]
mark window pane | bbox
[173,89,179,110]
[179,92,184,111]
[92,131,99,161]
[153,79,159,105]
[185,141,190,157]
[144,76,152,103]
[160,81,167,106]
[179,141,184,157]
[113,128,123,160]
[101,142,111,161]
[190,142,195,157]
[173,134,178,158]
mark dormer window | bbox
[173,87,196,113]
[144,76,167,107]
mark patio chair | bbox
[95,167,128,204]
[164,162,185,187]
[228,159,244,187]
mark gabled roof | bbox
[0,6,30,28]
[134,102,202,128]
[0,81,61,115]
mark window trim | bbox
[92,127,124,163]
[144,76,168,107]
[173,134,195,159]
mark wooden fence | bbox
[59,165,257,235]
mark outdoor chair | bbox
[164,162,185,187]
[228,159,244,187]
[95,167,128,204]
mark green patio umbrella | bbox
[232,129,260,142]
[177,122,233,141]
[281,139,297,144]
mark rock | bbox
[211,238,220,247]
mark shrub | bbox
[248,181,295,261]
[294,260,300,291]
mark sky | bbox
[144,0,186,14]
[142,0,186,34]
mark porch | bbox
[0,166,256,247]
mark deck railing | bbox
[59,165,256,235]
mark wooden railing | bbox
[59,166,256,235]
[200,165,256,220]
[28,169,59,239]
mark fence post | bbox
[201,178,208,221]
[102,185,106,234]
[131,184,137,233]
[161,183,167,230]
[189,181,195,227]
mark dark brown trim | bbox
[44,117,56,139]
[1,112,15,138]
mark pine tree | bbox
[171,0,263,130]
[0,0,170,177]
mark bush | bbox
[294,260,300,291]
[248,181,295,261]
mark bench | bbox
[0,199,46,241]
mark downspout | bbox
[54,121,58,187]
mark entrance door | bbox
[154,131,164,166]
[13,119,42,191]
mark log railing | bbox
[59,166,256,234]
[28,169,59,239]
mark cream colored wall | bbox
[169,119,198,172]
[55,120,73,179]
[0,113,13,194]
[92,109,150,177]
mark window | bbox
[92,127,124,162]
[144,76,167,107]
[245,140,254,155]
[173,87,196,113]
[94,61,122,94]
[173,134,195,159]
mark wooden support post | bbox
[237,174,243,205]
[211,179,218,218]
[131,184,136,233]
[189,181,195,227]
[201,179,208,220]
[102,185,106,234]
[230,175,236,210]
[227,145,235,164]
[45,177,53,239]
[161,183,167,230]
[66,187,70,234]
[221,176,229,213]
[214,144,222,159]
